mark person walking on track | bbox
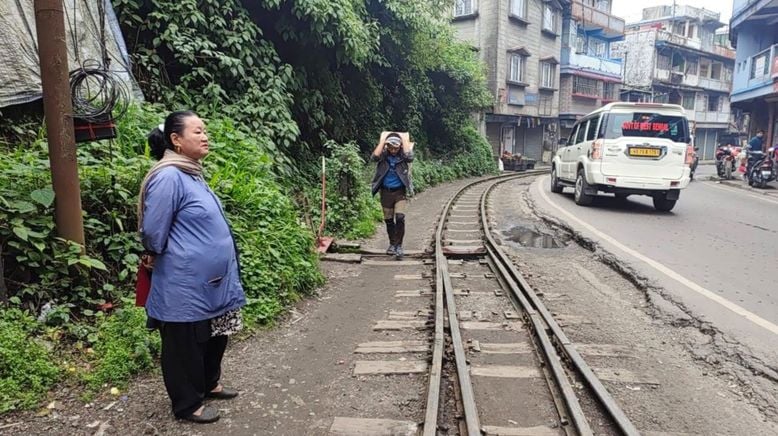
[138,110,246,424]
[371,131,415,260]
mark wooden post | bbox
[34,0,85,246]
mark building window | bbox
[657,54,671,70]
[682,93,696,110]
[750,51,770,80]
[541,62,556,88]
[595,0,610,12]
[573,76,599,97]
[539,93,554,116]
[699,59,710,78]
[508,54,526,83]
[510,0,527,19]
[707,95,720,112]
[685,58,698,75]
[671,53,685,73]
[672,21,685,36]
[710,62,722,80]
[574,35,585,53]
[542,5,559,34]
[455,0,474,17]
[603,82,618,100]
[588,39,606,58]
[687,24,696,39]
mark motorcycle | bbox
[715,144,740,179]
[747,146,777,188]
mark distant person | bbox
[138,110,246,424]
[746,130,766,178]
[371,132,415,260]
[749,130,765,152]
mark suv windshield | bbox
[601,112,690,143]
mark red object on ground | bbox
[135,264,151,307]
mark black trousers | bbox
[158,319,228,418]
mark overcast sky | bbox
[612,0,733,25]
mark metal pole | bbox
[34,0,85,246]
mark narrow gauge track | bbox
[423,173,639,436]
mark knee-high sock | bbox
[385,219,397,246]
[394,214,405,247]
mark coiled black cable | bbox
[69,59,129,123]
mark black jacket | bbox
[371,149,414,196]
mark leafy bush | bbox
[0,308,60,413]
[309,141,382,239]
[412,126,497,193]
[82,305,160,390]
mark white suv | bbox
[550,102,693,212]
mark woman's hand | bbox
[141,254,156,270]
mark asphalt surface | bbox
[528,164,778,369]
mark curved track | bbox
[424,173,639,436]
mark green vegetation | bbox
[82,304,161,390]
[0,308,60,413]
[0,0,497,414]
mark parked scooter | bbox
[715,144,740,179]
[747,146,777,188]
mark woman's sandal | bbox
[206,386,239,400]
[183,405,220,423]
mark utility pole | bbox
[34,0,85,246]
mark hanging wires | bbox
[69,59,130,122]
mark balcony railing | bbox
[571,1,625,36]
[562,48,622,76]
[655,30,736,59]
[656,30,702,51]
[654,69,732,92]
[693,111,731,124]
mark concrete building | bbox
[618,5,736,159]
[452,0,571,163]
[729,0,778,150]
[559,0,625,140]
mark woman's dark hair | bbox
[147,110,198,160]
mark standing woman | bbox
[138,110,246,423]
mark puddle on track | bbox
[502,225,564,249]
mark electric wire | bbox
[69,59,130,122]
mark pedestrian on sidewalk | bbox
[138,110,246,424]
[371,131,415,260]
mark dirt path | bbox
[8,173,778,436]
[4,178,477,436]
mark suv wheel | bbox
[653,195,677,212]
[574,169,594,206]
[550,167,563,193]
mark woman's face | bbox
[171,116,209,160]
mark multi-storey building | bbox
[729,0,778,150]
[618,5,736,159]
[452,0,571,163]
[559,0,625,139]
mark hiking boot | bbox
[394,245,404,260]
[386,245,396,255]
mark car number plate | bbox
[628,147,661,157]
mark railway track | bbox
[424,172,639,436]
[328,172,640,436]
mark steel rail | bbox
[481,176,641,436]
[424,171,546,435]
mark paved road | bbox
[528,164,778,363]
